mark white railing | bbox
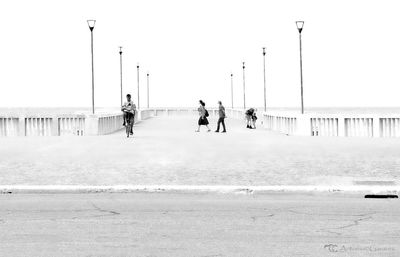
[0,117,19,137]
[58,116,85,136]
[311,117,339,136]
[97,114,124,135]
[380,118,400,137]
[25,117,53,136]
[264,114,297,135]
[263,112,400,137]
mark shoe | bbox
[207,129,211,132]
[222,131,226,133]
[130,132,133,135]
[215,130,219,133]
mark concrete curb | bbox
[0,185,399,194]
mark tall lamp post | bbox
[137,63,140,109]
[262,47,267,112]
[87,20,96,114]
[119,46,123,107]
[242,62,246,110]
[296,21,305,114]
[147,72,150,108]
[230,73,234,109]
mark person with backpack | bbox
[195,100,211,132]
[245,108,255,129]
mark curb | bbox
[1,185,399,194]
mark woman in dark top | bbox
[196,100,211,132]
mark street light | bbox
[262,47,267,112]
[296,21,305,114]
[119,46,123,107]
[242,62,246,109]
[137,63,140,109]
[230,73,234,109]
[147,72,150,108]
[87,19,96,114]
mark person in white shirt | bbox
[121,94,136,135]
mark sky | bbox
[1,0,400,108]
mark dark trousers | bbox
[123,112,134,133]
[216,117,226,132]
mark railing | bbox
[263,112,400,137]
[264,114,297,135]
[0,117,19,137]
[58,116,85,136]
[97,114,124,135]
[380,118,400,137]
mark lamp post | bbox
[87,20,96,114]
[296,21,305,114]
[262,47,267,112]
[119,46,123,107]
[230,73,234,109]
[137,63,140,109]
[242,62,246,110]
[147,72,149,108]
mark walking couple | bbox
[196,100,226,133]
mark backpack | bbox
[205,109,209,117]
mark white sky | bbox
[1,0,400,108]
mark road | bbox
[0,192,399,257]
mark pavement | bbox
[0,116,400,191]
[0,192,399,257]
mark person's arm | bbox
[121,102,126,111]
[132,104,137,114]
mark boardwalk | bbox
[0,115,400,189]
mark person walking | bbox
[196,100,211,132]
[215,101,226,133]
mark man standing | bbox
[121,94,136,135]
[215,101,226,133]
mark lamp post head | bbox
[231,73,233,77]
[119,46,123,55]
[87,20,96,31]
[147,72,149,77]
[263,47,266,56]
[137,63,139,69]
[242,62,245,69]
[296,21,304,33]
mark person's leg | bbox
[215,118,221,132]
[130,114,134,134]
[123,112,127,126]
[222,118,226,132]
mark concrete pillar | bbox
[18,116,26,136]
[50,116,59,136]
[337,117,346,137]
[295,115,311,136]
[85,115,99,136]
[373,117,380,138]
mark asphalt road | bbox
[0,192,399,257]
